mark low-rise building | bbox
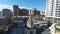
[0,16,9,24]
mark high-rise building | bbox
[21,8,29,16]
[19,8,22,16]
[34,10,40,16]
[13,5,20,16]
[2,9,12,24]
[3,9,12,18]
[45,0,60,23]
[45,0,54,17]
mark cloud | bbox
[19,6,29,9]
[0,5,30,11]
[0,5,13,11]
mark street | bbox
[42,30,51,34]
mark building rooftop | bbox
[34,21,47,25]
[0,16,6,19]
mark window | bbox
[30,31,33,34]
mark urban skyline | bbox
[0,0,60,34]
[0,0,46,11]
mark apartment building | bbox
[45,0,60,23]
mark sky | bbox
[0,0,46,11]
